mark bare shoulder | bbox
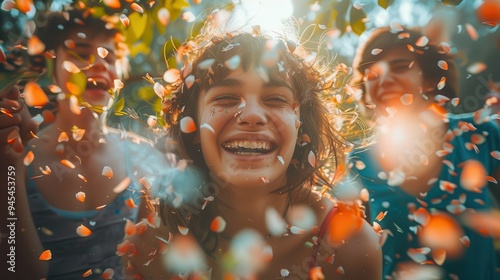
[328,220,382,280]
[315,201,382,280]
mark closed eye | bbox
[211,94,241,107]
[265,95,293,107]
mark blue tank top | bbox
[26,140,141,279]
[351,113,500,280]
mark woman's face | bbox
[363,47,431,116]
[53,26,118,107]
[196,66,300,189]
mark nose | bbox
[366,61,394,86]
[91,57,110,71]
[88,57,118,80]
[236,100,267,127]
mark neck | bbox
[215,180,291,238]
[55,99,103,131]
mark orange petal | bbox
[210,216,227,233]
[490,150,500,160]
[23,150,34,166]
[103,0,120,9]
[163,68,181,84]
[66,82,82,96]
[113,177,131,193]
[39,249,52,260]
[460,160,487,192]
[101,268,114,280]
[136,220,148,235]
[15,0,33,13]
[82,269,92,277]
[78,174,87,182]
[125,197,137,209]
[437,77,446,90]
[125,219,136,235]
[326,203,363,245]
[467,62,487,74]
[375,211,387,222]
[465,23,478,41]
[116,239,130,256]
[72,128,85,141]
[102,166,114,178]
[75,191,86,202]
[157,8,170,26]
[360,188,369,203]
[418,212,464,258]
[76,225,92,237]
[58,131,69,142]
[414,207,431,226]
[180,116,197,133]
[432,248,446,266]
[309,266,325,280]
[182,11,195,22]
[23,81,49,107]
[27,35,44,55]
[437,60,448,70]
[62,60,81,74]
[119,14,130,27]
[60,159,75,169]
[470,134,485,145]
[147,212,161,228]
[130,3,144,13]
[97,47,109,58]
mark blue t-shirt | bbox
[26,138,171,279]
[351,113,500,280]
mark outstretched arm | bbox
[0,86,46,278]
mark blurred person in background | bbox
[349,25,500,279]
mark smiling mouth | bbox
[379,93,403,102]
[222,140,276,155]
[87,77,111,91]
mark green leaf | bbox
[127,12,148,43]
[166,0,190,21]
[68,71,87,96]
[441,0,462,6]
[130,42,151,57]
[114,111,128,116]
[137,86,156,101]
[114,97,125,113]
[350,6,367,36]
[378,0,395,9]
[153,97,163,113]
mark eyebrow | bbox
[388,58,413,64]
[209,78,293,92]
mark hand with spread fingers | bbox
[0,86,38,161]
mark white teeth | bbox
[223,140,272,151]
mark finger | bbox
[2,85,21,100]
[0,98,23,114]
[20,119,39,145]
[0,113,22,129]
[0,126,24,157]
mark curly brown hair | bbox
[159,12,354,254]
